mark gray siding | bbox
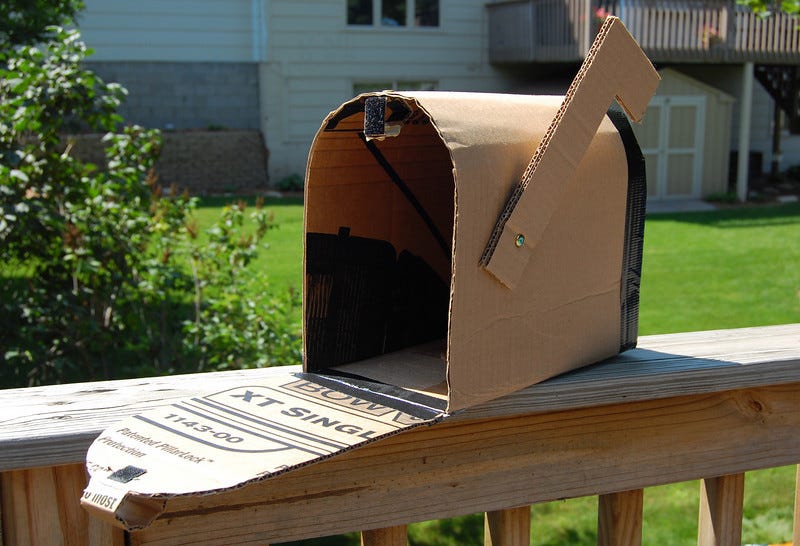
[78,0,255,62]
[86,62,260,130]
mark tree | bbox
[0,0,84,47]
[0,23,300,387]
[737,0,799,17]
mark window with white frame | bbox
[353,81,437,95]
[347,0,439,27]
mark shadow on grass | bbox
[196,195,304,209]
[647,202,800,229]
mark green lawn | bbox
[194,195,305,296]
[198,198,800,546]
[639,203,800,335]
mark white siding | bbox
[78,0,254,62]
[262,0,516,179]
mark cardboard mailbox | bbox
[80,17,660,530]
[303,18,660,413]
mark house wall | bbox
[84,61,260,130]
[78,0,262,132]
[77,0,255,62]
[262,0,517,180]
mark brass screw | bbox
[515,234,525,247]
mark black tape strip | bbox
[364,96,386,137]
[108,465,147,484]
[325,96,412,132]
[606,105,647,351]
[357,132,451,259]
[294,372,447,418]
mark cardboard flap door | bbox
[481,17,660,289]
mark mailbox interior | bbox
[304,96,454,399]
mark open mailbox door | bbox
[82,17,659,530]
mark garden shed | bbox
[633,68,734,200]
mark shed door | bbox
[636,96,706,200]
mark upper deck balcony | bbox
[487,0,800,64]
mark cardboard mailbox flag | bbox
[82,17,660,530]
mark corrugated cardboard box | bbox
[304,17,659,412]
[81,17,659,530]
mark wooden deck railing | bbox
[487,0,800,64]
[2,323,800,545]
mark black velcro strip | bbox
[607,105,647,351]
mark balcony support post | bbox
[737,62,754,202]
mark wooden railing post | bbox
[697,473,745,546]
[597,489,643,546]
[793,465,800,546]
[361,525,407,546]
[0,464,123,546]
[484,506,531,546]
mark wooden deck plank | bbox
[124,382,800,545]
[1,324,799,472]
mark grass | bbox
[639,203,800,335]
[194,196,305,297]
[196,198,800,546]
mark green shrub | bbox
[0,26,300,387]
[276,173,304,192]
[704,191,739,204]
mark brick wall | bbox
[68,130,269,194]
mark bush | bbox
[276,173,304,192]
[0,27,300,387]
[704,191,739,204]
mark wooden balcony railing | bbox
[487,0,800,64]
[2,323,800,545]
